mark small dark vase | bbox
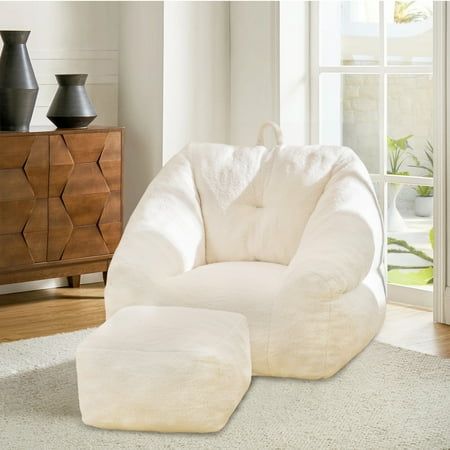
[0,30,39,132]
[47,74,96,128]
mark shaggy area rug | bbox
[0,330,449,449]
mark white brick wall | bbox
[343,74,433,213]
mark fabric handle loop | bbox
[256,122,284,147]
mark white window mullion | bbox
[310,3,320,143]
[379,2,388,302]
[379,1,388,257]
[371,174,434,186]
[318,65,432,75]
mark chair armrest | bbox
[267,152,385,378]
[105,150,205,317]
[285,153,383,300]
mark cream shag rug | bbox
[0,330,449,450]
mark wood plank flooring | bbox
[0,283,449,358]
[376,302,450,358]
[0,283,104,342]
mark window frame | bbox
[310,1,434,308]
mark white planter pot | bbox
[387,183,407,232]
[415,196,433,217]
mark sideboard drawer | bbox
[0,135,48,269]
[0,127,123,285]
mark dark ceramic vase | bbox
[0,30,38,132]
[47,74,96,128]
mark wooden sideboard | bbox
[0,126,123,288]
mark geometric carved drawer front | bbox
[48,131,122,261]
[0,126,122,287]
[0,136,49,268]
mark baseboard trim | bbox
[387,284,433,310]
[0,273,103,295]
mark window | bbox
[311,1,434,307]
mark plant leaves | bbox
[429,228,434,249]
[388,267,433,285]
[387,135,413,173]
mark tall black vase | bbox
[47,74,97,129]
[0,30,38,132]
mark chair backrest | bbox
[187,142,366,265]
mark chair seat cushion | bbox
[76,306,251,432]
[155,261,286,375]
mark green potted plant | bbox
[387,135,411,231]
[409,141,433,217]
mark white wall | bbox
[119,1,164,220]
[162,1,230,163]
[229,1,311,147]
[229,1,279,146]
[0,1,119,127]
[279,1,309,145]
[118,1,230,215]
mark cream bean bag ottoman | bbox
[105,123,386,380]
[76,306,251,432]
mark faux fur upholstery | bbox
[105,142,386,379]
[76,306,251,432]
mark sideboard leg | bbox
[102,271,108,285]
[68,275,81,288]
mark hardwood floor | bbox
[0,283,104,342]
[0,283,449,358]
[376,302,450,358]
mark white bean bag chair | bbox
[105,124,385,380]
